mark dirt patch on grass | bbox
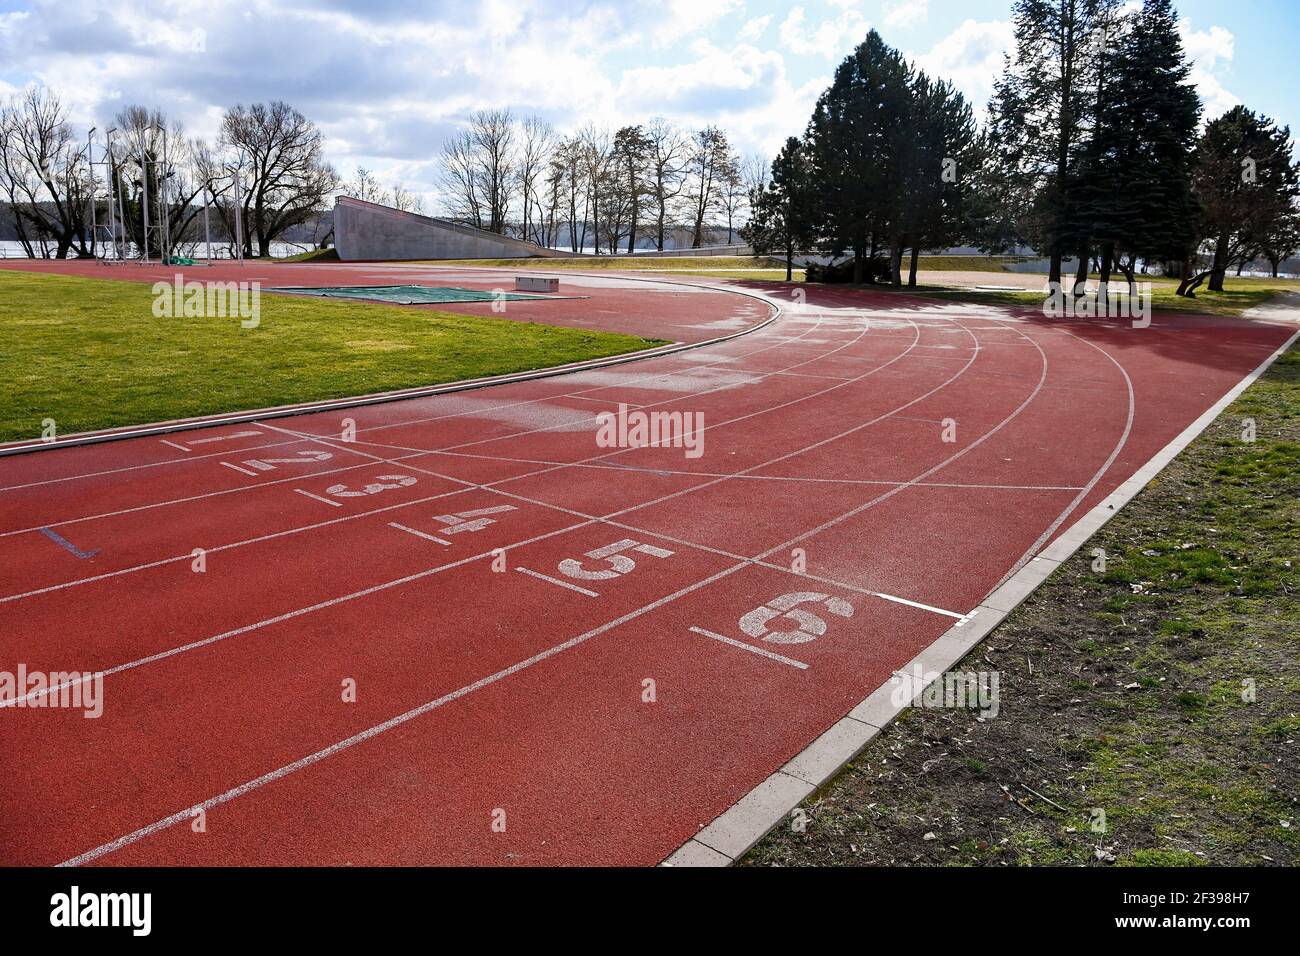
[743,345,1300,867]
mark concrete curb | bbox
[662,322,1300,868]
[0,274,780,458]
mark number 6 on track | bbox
[739,592,853,645]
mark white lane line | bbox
[0,299,827,524]
[745,322,1044,566]
[188,430,265,445]
[35,312,1031,870]
[0,435,307,493]
[3,285,795,492]
[11,517,601,709]
[389,523,450,546]
[219,461,259,477]
[0,307,872,580]
[312,436,1090,492]
[4,312,909,611]
[0,486,488,605]
[515,566,599,597]
[294,489,342,508]
[13,309,933,689]
[0,457,390,539]
[984,318,1137,591]
[58,557,747,867]
[159,439,190,452]
[688,627,809,670]
[843,589,963,620]
[271,419,971,623]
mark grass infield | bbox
[0,271,662,443]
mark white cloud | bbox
[0,0,827,207]
[1180,23,1234,68]
[883,0,928,30]
[913,18,1013,113]
[1180,21,1239,121]
[651,0,743,47]
[739,14,772,42]
[778,5,869,59]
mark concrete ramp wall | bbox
[333,196,566,261]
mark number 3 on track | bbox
[325,475,417,498]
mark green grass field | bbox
[923,276,1300,317]
[0,271,662,443]
[274,247,340,263]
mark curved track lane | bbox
[0,263,1294,865]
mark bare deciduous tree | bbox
[346,166,389,205]
[644,117,690,251]
[684,126,732,248]
[0,86,90,258]
[390,183,425,215]
[518,116,556,243]
[436,109,517,234]
[220,100,339,257]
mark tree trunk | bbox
[1049,251,1062,287]
[907,246,920,288]
[1098,242,1114,301]
[786,241,793,282]
[1072,243,1090,298]
[890,241,904,287]
[1207,234,1229,292]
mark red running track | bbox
[0,263,1295,866]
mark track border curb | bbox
[662,322,1300,867]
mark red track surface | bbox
[0,261,1294,866]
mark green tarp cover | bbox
[267,284,552,304]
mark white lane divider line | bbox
[389,523,450,546]
[189,430,264,445]
[159,439,190,452]
[295,488,342,508]
[871,591,966,620]
[688,627,809,670]
[515,567,599,598]
[220,461,259,477]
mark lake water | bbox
[0,240,310,260]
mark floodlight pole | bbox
[203,181,213,263]
[109,128,129,261]
[139,127,151,264]
[87,128,97,259]
[232,154,246,266]
[159,126,170,263]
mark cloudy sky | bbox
[0,0,1294,209]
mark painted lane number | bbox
[739,592,853,645]
[559,538,674,581]
[431,505,517,534]
[243,449,333,471]
[325,475,417,498]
